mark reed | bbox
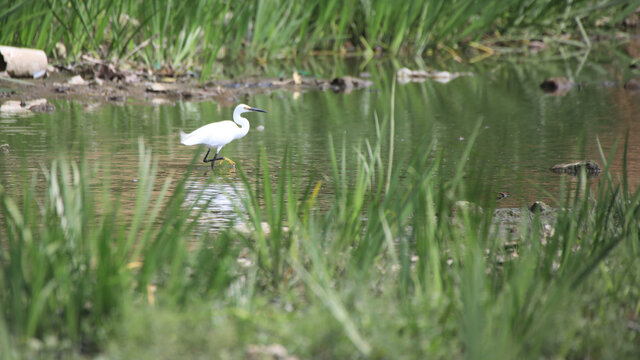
[222,91,640,358]
[0,140,227,350]
[0,0,634,78]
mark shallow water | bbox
[2,56,639,230]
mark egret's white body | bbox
[180,103,266,169]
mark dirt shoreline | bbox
[0,68,373,109]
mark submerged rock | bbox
[29,102,55,112]
[529,201,551,214]
[269,74,372,93]
[107,92,127,102]
[397,67,472,84]
[624,76,640,91]
[550,160,601,176]
[329,76,373,93]
[540,77,574,95]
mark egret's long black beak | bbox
[249,107,267,113]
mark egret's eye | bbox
[244,106,250,110]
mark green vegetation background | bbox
[2,0,639,78]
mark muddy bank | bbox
[0,66,372,108]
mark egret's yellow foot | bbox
[223,158,236,166]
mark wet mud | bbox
[0,65,372,110]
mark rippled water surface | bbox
[2,57,639,230]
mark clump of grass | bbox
[0,139,237,355]
[226,90,640,358]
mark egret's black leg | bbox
[202,149,211,163]
[203,149,217,169]
[202,149,230,170]
[203,149,231,169]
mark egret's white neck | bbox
[233,109,250,138]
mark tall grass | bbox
[0,0,635,78]
[228,94,640,357]
[0,140,233,353]
[1,97,640,357]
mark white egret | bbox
[180,103,267,169]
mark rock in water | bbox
[530,201,551,213]
[550,160,601,176]
[29,102,55,112]
[624,76,640,91]
[540,77,574,95]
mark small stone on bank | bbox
[67,75,87,86]
[146,83,168,93]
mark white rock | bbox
[67,75,87,85]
